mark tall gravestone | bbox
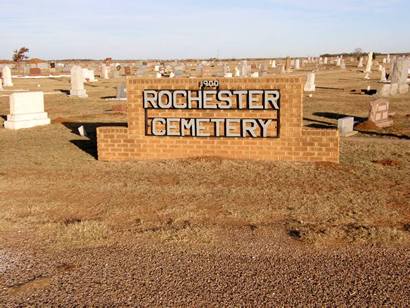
[2,66,13,87]
[101,64,109,79]
[70,66,88,98]
[380,67,387,82]
[271,60,276,68]
[390,58,410,95]
[365,52,373,73]
[304,72,316,92]
[358,57,364,68]
[295,59,300,70]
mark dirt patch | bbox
[7,276,51,296]
[372,159,401,166]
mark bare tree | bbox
[12,47,29,63]
[353,48,363,60]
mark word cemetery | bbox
[97,77,339,162]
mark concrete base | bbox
[371,120,394,129]
[4,112,50,129]
[70,89,88,98]
[340,131,358,137]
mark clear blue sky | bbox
[0,0,408,60]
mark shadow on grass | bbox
[55,89,70,95]
[63,122,127,159]
[312,112,366,122]
[100,96,116,99]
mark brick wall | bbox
[97,77,339,162]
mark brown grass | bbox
[0,67,409,252]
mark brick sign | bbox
[97,77,339,162]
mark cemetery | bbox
[0,54,409,305]
[0,0,410,302]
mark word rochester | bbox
[143,89,280,138]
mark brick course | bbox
[97,77,339,162]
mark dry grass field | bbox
[0,68,409,305]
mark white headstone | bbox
[70,66,88,98]
[358,57,364,68]
[324,57,328,65]
[336,57,341,67]
[380,67,387,82]
[365,52,373,73]
[234,67,240,77]
[78,125,87,137]
[304,72,316,92]
[101,64,109,79]
[337,117,356,137]
[156,72,162,78]
[251,72,259,78]
[295,59,300,70]
[224,72,233,78]
[271,60,276,68]
[82,68,96,82]
[4,92,50,129]
[2,66,13,87]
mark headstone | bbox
[82,69,96,82]
[271,60,276,68]
[368,99,393,128]
[324,57,328,65]
[295,59,300,70]
[336,57,341,66]
[234,67,240,77]
[4,92,50,129]
[70,66,88,98]
[365,52,373,73]
[251,72,259,78]
[285,57,292,72]
[340,61,346,70]
[304,72,316,92]
[390,83,398,96]
[280,65,286,74]
[358,57,364,68]
[380,67,387,82]
[116,83,127,100]
[380,84,391,97]
[390,58,410,95]
[78,125,87,137]
[101,64,109,79]
[124,66,132,75]
[364,72,370,80]
[224,72,233,78]
[29,68,42,76]
[337,117,357,137]
[2,66,13,87]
